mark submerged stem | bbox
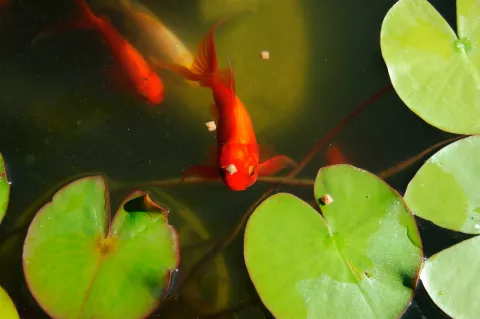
[126,176,314,190]
[377,135,466,180]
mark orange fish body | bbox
[156,20,296,191]
[39,0,164,105]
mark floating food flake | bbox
[260,50,270,60]
[226,164,237,175]
[205,121,216,132]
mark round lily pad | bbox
[421,235,480,319]
[23,176,179,319]
[404,135,480,234]
[381,0,480,134]
[0,286,19,319]
[0,152,9,224]
[244,165,423,319]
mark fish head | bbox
[139,71,164,105]
[219,143,259,191]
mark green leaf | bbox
[0,286,19,319]
[404,135,480,233]
[0,152,9,224]
[244,165,423,319]
[23,176,179,319]
[0,154,18,319]
[421,235,480,319]
[380,0,480,134]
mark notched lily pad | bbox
[381,0,480,134]
[405,135,480,234]
[23,176,179,319]
[421,235,480,319]
[244,165,423,319]
[0,152,9,224]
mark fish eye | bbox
[143,77,148,81]
[248,166,255,177]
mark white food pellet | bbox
[225,164,238,175]
[205,120,216,132]
[260,50,270,60]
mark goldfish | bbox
[34,0,164,105]
[153,20,297,191]
[325,144,349,165]
[96,0,194,72]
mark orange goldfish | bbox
[154,20,297,191]
[36,0,164,105]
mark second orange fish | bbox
[36,0,164,105]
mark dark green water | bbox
[0,0,468,318]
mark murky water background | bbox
[0,0,468,318]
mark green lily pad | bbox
[404,135,480,234]
[0,152,9,224]
[380,0,480,134]
[23,176,179,319]
[0,286,19,319]
[0,155,18,319]
[421,235,480,319]
[244,165,423,319]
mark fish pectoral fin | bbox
[181,165,220,181]
[258,155,298,177]
[257,144,279,163]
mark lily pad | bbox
[421,235,480,319]
[0,155,18,319]
[23,176,179,319]
[0,286,19,319]
[0,152,9,224]
[244,165,423,319]
[404,135,480,234]
[380,0,480,134]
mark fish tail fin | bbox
[152,19,228,88]
[30,0,97,47]
[217,55,236,101]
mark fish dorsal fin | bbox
[190,19,226,80]
[218,57,236,103]
[222,56,236,95]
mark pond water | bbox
[0,0,468,318]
